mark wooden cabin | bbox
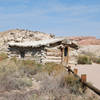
[8,38,78,65]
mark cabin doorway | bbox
[20,50,25,58]
[61,46,69,65]
[64,47,68,57]
[64,47,69,65]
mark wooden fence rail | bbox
[65,66,100,96]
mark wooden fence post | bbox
[81,74,87,92]
[65,65,100,95]
[68,66,71,74]
[74,68,78,75]
[81,74,87,82]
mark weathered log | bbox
[65,66,100,96]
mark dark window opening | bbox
[64,47,68,56]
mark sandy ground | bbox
[71,63,100,89]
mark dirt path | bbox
[72,63,100,89]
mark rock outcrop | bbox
[0,29,55,52]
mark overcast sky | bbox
[0,0,100,38]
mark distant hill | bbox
[68,36,100,45]
[67,36,100,56]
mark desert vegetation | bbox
[0,56,99,100]
[77,51,100,64]
[77,55,92,64]
[0,52,8,61]
[91,57,100,64]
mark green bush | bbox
[77,55,92,64]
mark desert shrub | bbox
[0,59,99,100]
[79,50,100,64]
[0,74,32,91]
[77,55,92,64]
[17,59,43,76]
[44,62,64,76]
[34,71,84,99]
[92,57,100,64]
[0,52,8,60]
[60,74,83,95]
[0,74,32,90]
[0,60,33,91]
[10,56,18,64]
[22,59,36,66]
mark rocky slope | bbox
[0,29,54,42]
[0,29,55,51]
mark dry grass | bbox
[77,55,92,64]
[44,62,64,76]
[0,52,8,61]
[0,59,32,91]
[0,58,41,91]
[60,74,83,95]
[0,58,99,100]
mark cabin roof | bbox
[8,38,78,49]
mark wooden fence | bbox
[65,66,100,96]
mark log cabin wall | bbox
[42,46,61,64]
[8,44,77,64]
[8,46,46,63]
[42,45,70,65]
